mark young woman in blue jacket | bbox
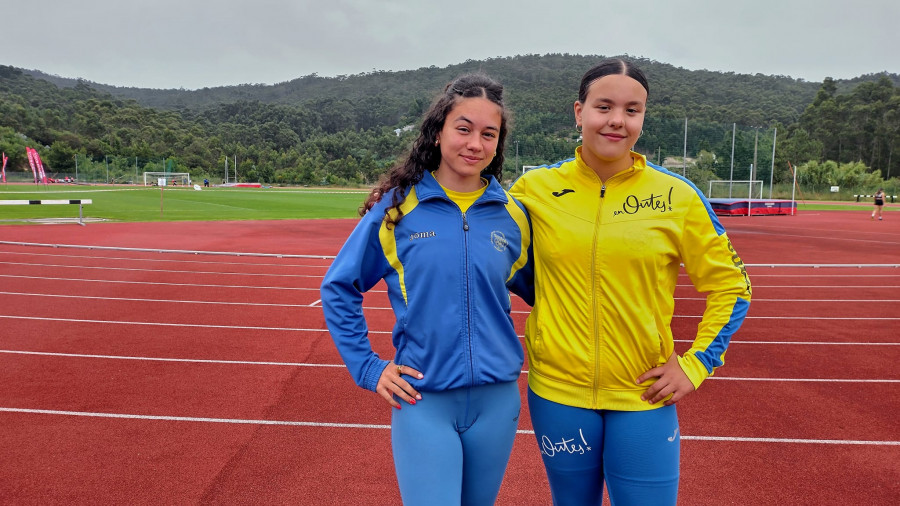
[320,74,532,505]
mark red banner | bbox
[1,152,7,183]
[33,149,48,184]
[26,147,38,183]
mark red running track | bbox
[0,211,898,505]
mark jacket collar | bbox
[415,170,508,204]
[573,147,647,184]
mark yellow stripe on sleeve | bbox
[503,197,531,282]
[378,188,420,305]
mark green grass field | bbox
[0,183,891,223]
[0,185,368,222]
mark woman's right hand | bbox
[376,362,423,409]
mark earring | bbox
[435,139,440,146]
[576,124,582,133]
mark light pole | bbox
[515,140,520,174]
[752,127,759,185]
[769,127,777,199]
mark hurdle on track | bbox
[0,199,93,226]
[854,194,897,203]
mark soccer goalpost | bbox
[707,180,764,199]
[143,172,191,186]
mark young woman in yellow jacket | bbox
[510,58,752,506]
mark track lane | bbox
[2,213,899,505]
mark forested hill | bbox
[5,54,899,189]
[24,53,848,129]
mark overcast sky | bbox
[3,0,898,90]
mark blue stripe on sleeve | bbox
[694,297,750,373]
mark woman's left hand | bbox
[636,353,695,406]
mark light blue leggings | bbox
[528,387,680,506]
[391,381,521,506]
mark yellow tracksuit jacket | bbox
[510,148,751,411]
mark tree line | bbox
[2,54,898,193]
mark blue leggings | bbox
[528,387,680,506]
[391,381,520,506]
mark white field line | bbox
[0,261,322,278]
[2,289,898,305]
[0,241,330,259]
[4,316,893,347]
[674,339,899,346]
[0,274,321,291]
[2,239,900,266]
[1,308,898,324]
[0,291,316,308]
[0,350,345,367]
[0,407,896,445]
[0,314,364,333]
[12,266,894,289]
[0,250,330,269]
[686,285,900,289]
[4,245,895,276]
[723,273,900,278]
[5,273,894,299]
[4,249,898,276]
[730,229,900,247]
[672,295,900,302]
[3,351,898,382]
[705,376,900,383]
[659,315,900,320]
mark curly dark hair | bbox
[359,73,509,226]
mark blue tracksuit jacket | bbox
[320,172,533,393]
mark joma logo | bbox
[409,231,436,241]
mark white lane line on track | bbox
[707,377,900,383]
[0,241,334,260]
[3,313,899,329]
[0,350,344,367]
[692,285,900,289]
[677,339,900,346]
[731,229,900,247]
[0,315,375,333]
[672,295,900,302]
[651,315,900,320]
[1,274,890,293]
[3,351,897,382]
[0,274,321,291]
[676,436,900,445]
[0,291,315,308]
[1,408,897,445]
[5,250,898,275]
[4,291,897,305]
[0,250,330,269]
[724,274,900,278]
[0,407,394,429]
[0,261,322,278]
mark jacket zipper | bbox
[591,170,631,407]
[462,210,473,386]
[592,185,605,406]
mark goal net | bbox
[143,172,191,186]
[707,180,763,199]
